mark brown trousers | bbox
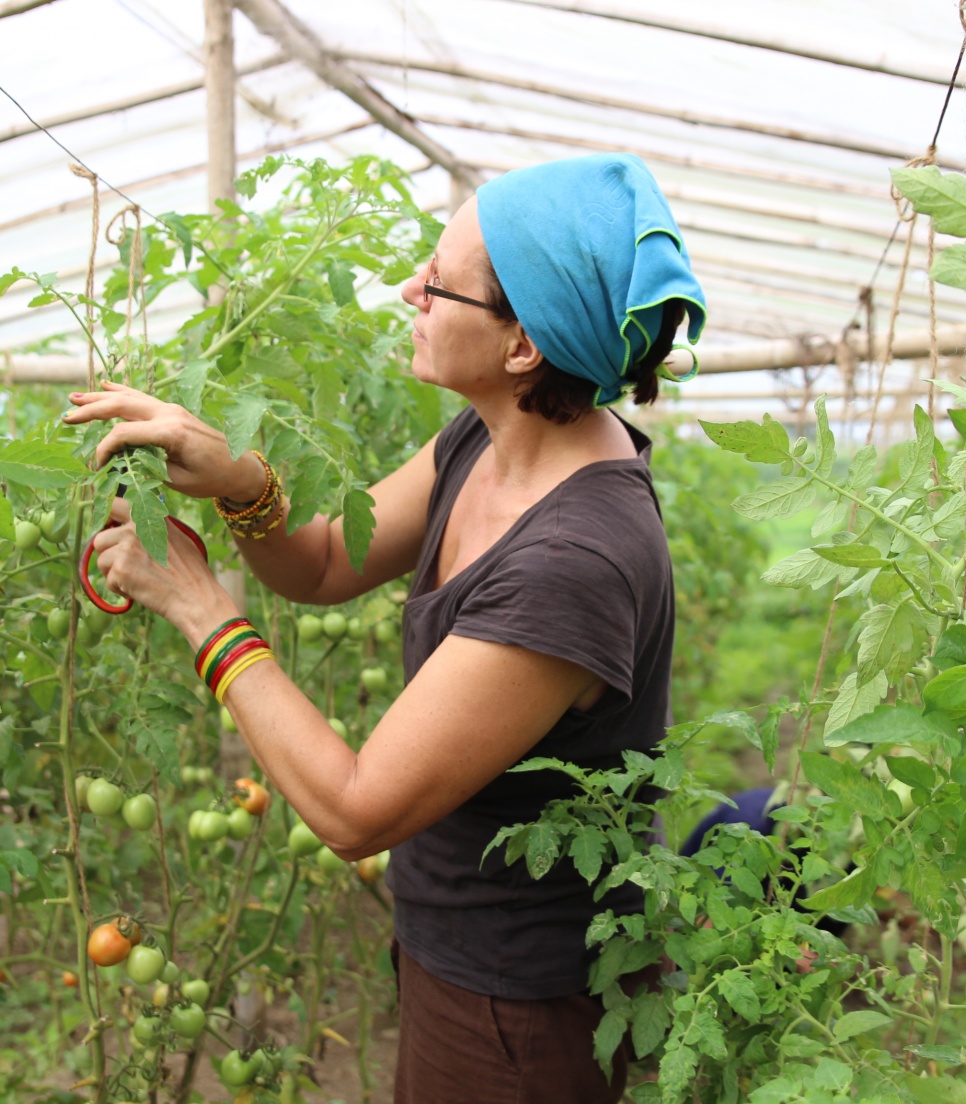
[392,943,642,1104]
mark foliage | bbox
[0,154,447,1103]
[487,161,966,1101]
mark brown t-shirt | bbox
[386,405,674,999]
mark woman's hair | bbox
[481,258,686,424]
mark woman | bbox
[65,152,706,1103]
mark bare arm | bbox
[202,625,598,858]
[65,382,438,605]
[229,435,438,605]
[88,499,601,859]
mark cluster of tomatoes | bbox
[75,774,158,829]
[186,777,271,843]
[295,610,394,695]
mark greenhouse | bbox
[2,2,966,1102]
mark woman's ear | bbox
[504,324,544,377]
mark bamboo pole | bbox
[0,55,285,144]
[232,0,482,193]
[0,0,62,15]
[8,325,965,385]
[498,0,955,87]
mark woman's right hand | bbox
[64,381,266,501]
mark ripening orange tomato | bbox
[88,923,132,967]
[233,778,270,816]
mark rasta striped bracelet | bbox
[195,617,275,703]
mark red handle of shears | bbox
[78,516,209,615]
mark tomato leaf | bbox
[0,440,88,489]
[832,1010,892,1042]
[630,992,670,1059]
[699,415,790,464]
[341,488,376,574]
[224,393,270,460]
[0,490,14,541]
[825,701,958,750]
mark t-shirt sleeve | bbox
[450,537,638,701]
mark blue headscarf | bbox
[476,154,707,406]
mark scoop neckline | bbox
[411,420,651,601]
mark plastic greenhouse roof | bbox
[2,0,966,420]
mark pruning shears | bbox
[78,473,208,615]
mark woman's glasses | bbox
[422,257,493,311]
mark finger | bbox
[64,381,142,415]
[107,496,133,524]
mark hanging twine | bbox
[105,205,150,390]
[69,163,99,391]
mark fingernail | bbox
[61,410,73,420]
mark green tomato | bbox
[374,620,397,644]
[297,614,325,644]
[181,765,198,785]
[346,617,367,641]
[83,606,112,636]
[47,607,71,640]
[39,509,70,544]
[161,960,180,985]
[226,806,254,840]
[187,809,206,839]
[126,944,166,985]
[75,618,95,647]
[219,705,237,733]
[75,774,94,812]
[322,611,348,640]
[132,1013,164,1046]
[288,821,323,858]
[169,1001,206,1039]
[195,811,229,842]
[122,794,158,831]
[181,977,210,1006]
[14,519,42,552]
[360,666,388,693]
[220,1048,262,1087]
[86,778,124,817]
[328,716,348,740]
[316,846,347,876]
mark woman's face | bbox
[401,197,513,399]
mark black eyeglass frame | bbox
[422,283,494,311]
[422,255,494,311]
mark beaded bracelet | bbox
[213,451,284,539]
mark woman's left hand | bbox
[91,498,232,635]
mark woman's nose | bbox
[401,270,429,310]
